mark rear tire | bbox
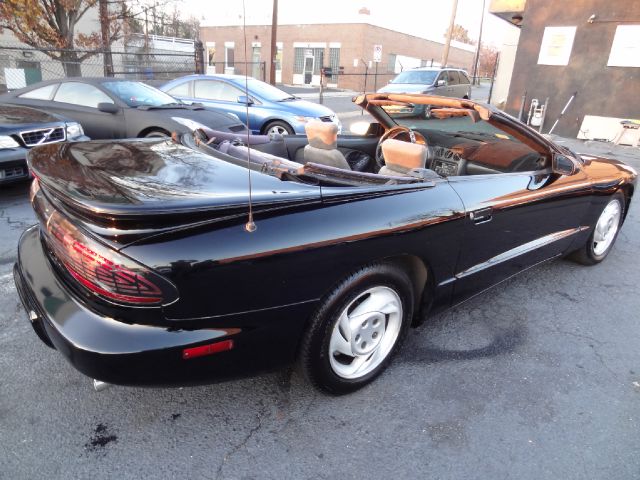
[570,192,625,265]
[263,120,294,136]
[299,263,413,395]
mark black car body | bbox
[0,78,247,140]
[14,93,637,394]
[0,103,88,185]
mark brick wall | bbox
[200,23,475,91]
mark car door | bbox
[433,71,449,97]
[443,124,592,303]
[445,70,459,97]
[458,71,472,98]
[448,71,465,98]
[49,82,125,139]
[186,79,250,126]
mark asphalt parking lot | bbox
[1,138,640,480]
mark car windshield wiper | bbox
[277,96,298,102]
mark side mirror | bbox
[97,102,119,114]
[552,154,577,176]
[436,79,446,87]
[237,95,253,105]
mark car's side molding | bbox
[455,226,590,279]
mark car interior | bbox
[190,94,551,185]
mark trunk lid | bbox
[28,138,320,217]
[28,138,321,247]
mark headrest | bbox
[305,120,338,150]
[380,139,427,172]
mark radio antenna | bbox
[242,0,256,233]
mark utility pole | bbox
[471,0,486,84]
[269,0,278,85]
[441,0,459,67]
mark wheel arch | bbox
[137,126,172,138]
[620,183,634,223]
[379,254,431,326]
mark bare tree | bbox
[444,24,475,45]
[0,0,124,77]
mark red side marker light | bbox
[182,340,234,360]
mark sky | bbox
[179,0,514,48]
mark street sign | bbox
[373,44,382,63]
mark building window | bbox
[329,47,340,82]
[275,45,283,71]
[294,47,304,74]
[206,42,215,66]
[225,44,235,68]
[312,48,324,74]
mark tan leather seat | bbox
[303,121,351,170]
[378,139,427,176]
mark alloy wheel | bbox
[592,199,622,256]
[328,286,403,379]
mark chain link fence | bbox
[0,35,202,93]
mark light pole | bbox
[269,0,278,85]
[471,0,486,85]
[441,0,459,67]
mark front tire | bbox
[299,263,413,394]
[263,120,294,136]
[570,192,625,265]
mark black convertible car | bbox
[0,78,247,139]
[14,93,637,394]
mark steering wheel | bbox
[375,126,427,168]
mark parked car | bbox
[0,78,247,140]
[14,93,636,395]
[160,74,341,135]
[378,67,472,99]
[0,103,88,185]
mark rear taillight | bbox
[31,181,178,306]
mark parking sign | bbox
[373,44,382,63]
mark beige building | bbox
[200,20,475,91]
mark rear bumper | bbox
[14,226,317,386]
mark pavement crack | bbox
[589,343,619,380]
[549,325,604,346]
[549,325,619,380]
[215,402,268,480]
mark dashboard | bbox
[430,146,464,177]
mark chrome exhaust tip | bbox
[92,379,110,392]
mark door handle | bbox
[470,207,493,224]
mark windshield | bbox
[241,78,293,102]
[391,70,438,85]
[103,81,180,107]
